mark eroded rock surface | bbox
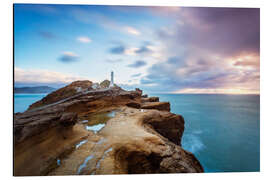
[14,81,203,176]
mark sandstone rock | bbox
[135,88,143,96]
[141,102,170,111]
[141,97,159,103]
[14,81,203,176]
[126,102,141,109]
[100,80,110,88]
[59,112,78,127]
[142,94,148,98]
[47,108,203,175]
[28,80,93,110]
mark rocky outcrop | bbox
[28,80,93,110]
[100,80,110,88]
[142,94,148,98]
[141,97,159,103]
[141,102,170,111]
[14,81,203,176]
[48,108,203,175]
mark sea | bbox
[14,93,260,172]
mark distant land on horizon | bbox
[14,86,56,94]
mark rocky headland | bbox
[14,80,203,176]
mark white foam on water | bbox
[96,138,107,145]
[182,133,206,154]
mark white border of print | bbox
[1,0,270,180]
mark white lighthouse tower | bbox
[109,71,114,88]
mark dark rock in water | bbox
[14,80,203,176]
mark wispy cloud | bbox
[131,73,142,77]
[109,45,125,54]
[77,36,92,43]
[127,60,147,68]
[135,46,152,54]
[137,7,260,93]
[124,26,141,36]
[58,51,79,63]
[38,31,57,40]
[108,44,153,56]
[14,67,87,86]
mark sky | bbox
[14,4,260,94]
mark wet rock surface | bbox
[14,81,203,176]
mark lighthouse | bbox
[109,71,114,88]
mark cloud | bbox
[109,45,125,54]
[232,53,260,69]
[135,46,152,54]
[77,36,92,43]
[38,31,57,40]
[58,52,79,63]
[124,26,141,36]
[70,8,142,37]
[140,53,259,93]
[127,60,147,68]
[137,7,260,93]
[158,8,260,57]
[131,73,142,77]
[108,43,154,56]
[14,67,88,87]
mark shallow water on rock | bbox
[81,110,119,133]
[85,124,105,133]
[48,110,119,174]
[75,139,88,149]
[77,155,94,174]
[96,147,113,169]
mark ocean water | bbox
[150,93,260,172]
[14,94,47,113]
[14,93,260,172]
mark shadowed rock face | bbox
[141,97,159,103]
[141,102,171,111]
[14,81,203,176]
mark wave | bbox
[182,132,205,154]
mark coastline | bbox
[13,81,204,175]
